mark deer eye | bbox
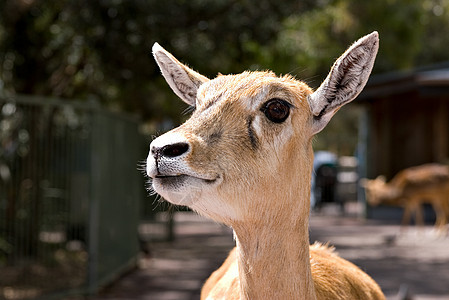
[261,98,291,123]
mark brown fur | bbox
[202,244,384,300]
[362,164,449,228]
[149,33,383,300]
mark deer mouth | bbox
[154,173,219,185]
[154,174,188,189]
[152,173,221,207]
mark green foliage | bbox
[1,0,448,139]
[0,0,312,123]
[272,0,449,84]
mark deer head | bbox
[360,176,393,206]
[146,32,379,226]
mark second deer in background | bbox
[362,163,449,230]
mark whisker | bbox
[137,159,148,174]
[182,105,195,115]
[152,133,161,140]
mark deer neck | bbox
[231,159,316,300]
[233,222,315,299]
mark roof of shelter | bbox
[358,61,449,101]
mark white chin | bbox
[152,175,206,207]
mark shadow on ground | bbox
[309,211,449,299]
[93,209,449,300]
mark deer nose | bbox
[152,142,189,159]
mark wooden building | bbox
[357,62,449,181]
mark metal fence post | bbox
[87,108,100,294]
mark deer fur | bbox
[361,164,449,229]
[147,32,384,299]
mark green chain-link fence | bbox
[0,95,142,299]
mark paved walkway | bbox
[96,213,234,300]
[95,209,449,300]
[309,212,449,300]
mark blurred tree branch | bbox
[0,0,448,130]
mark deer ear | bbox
[376,175,386,183]
[308,32,379,135]
[152,43,209,107]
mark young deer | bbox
[146,32,384,299]
[362,164,449,229]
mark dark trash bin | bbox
[314,163,338,208]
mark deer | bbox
[146,32,385,299]
[361,164,449,229]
